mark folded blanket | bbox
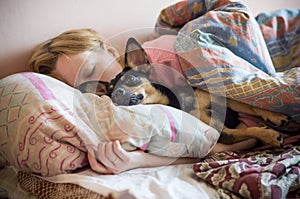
[0,72,219,176]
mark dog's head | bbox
[108,37,173,106]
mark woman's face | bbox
[53,47,123,87]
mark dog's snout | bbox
[115,87,126,96]
[111,86,144,106]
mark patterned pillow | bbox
[0,73,88,176]
[0,72,219,176]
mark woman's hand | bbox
[88,140,201,175]
[87,140,144,174]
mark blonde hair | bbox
[29,28,106,79]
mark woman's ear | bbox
[38,65,52,74]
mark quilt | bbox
[154,0,300,198]
[155,0,300,117]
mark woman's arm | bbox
[88,140,200,174]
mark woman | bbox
[28,28,257,174]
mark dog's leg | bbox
[220,126,284,147]
[227,99,289,127]
[192,90,224,130]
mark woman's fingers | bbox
[96,142,120,172]
[94,141,131,174]
[104,141,121,165]
[88,141,145,174]
[112,141,130,163]
[87,142,121,174]
[87,151,114,174]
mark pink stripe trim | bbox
[139,142,149,150]
[158,106,177,142]
[22,73,56,100]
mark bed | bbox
[1,0,300,198]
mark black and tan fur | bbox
[80,38,291,147]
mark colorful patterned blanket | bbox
[155,0,300,121]
[194,142,300,198]
[154,0,300,198]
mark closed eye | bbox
[85,64,96,78]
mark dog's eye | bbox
[125,75,138,86]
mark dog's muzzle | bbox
[111,87,144,106]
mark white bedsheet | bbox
[0,164,217,199]
[43,164,217,199]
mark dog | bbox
[79,37,291,147]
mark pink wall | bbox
[0,0,299,79]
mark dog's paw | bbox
[261,127,285,148]
[262,112,289,127]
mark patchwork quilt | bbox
[155,0,300,117]
[154,0,300,198]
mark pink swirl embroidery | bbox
[60,158,68,173]
[67,145,75,153]
[49,143,62,159]
[44,136,54,144]
[32,146,46,171]
[50,106,58,111]
[29,122,43,145]
[44,129,63,144]
[28,106,70,124]
[49,151,57,159]
[69,151,84,168]
[28,110,54,124]
[64,123,75,132]
[51,105,70,112]
[28,116,35,124]
[44,106,72,124]
[55,125,79,142]
[19,127,30,151]
[45,159,50,176]
[58,134,79,143]
[45,115,64,123]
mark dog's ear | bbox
[78,80,109,97]
[125,37,151,73]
